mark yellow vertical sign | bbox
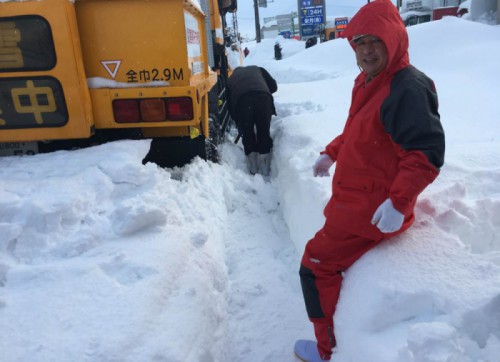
[0,22,24,69]
[11,81,57,124]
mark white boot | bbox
[294,340,329,361]
[246,152,259,175]
[258,153,271,176]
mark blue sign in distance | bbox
[301,25,314,36]
[301,15,323,25]
[300,4,323,26]
[303,7,323,16]
[299,0,324,37]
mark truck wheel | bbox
[206,115,220,163]
[142,136,206,168]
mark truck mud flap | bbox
[142,136,207,168]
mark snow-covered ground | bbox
[1,16,500,362]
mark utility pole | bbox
[254,0,261,43]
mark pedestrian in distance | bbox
[305,37,317,49]
[294,0,445,361]
[274,41,282,60]
[226,66,278,176]
[243,46,249,57]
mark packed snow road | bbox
[219,142,308,361]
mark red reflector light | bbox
[113,99,140,123]
[166,97,194,120]
[140,98,166,122]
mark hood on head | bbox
[341,0,409,75]
[351,34,368,42]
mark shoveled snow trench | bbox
[0,139,311,362]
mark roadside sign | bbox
[334,17,348,30]
[298,0,325,38]
[334,17,348,38]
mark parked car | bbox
[401,11,432,26]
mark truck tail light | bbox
[112,97,194,123]
[166,97,193,120]
[113,99,140,123]
[140,98,166,122]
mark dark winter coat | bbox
[274,44,282,60]
[323,0,445,240]
[305,37,317,49]
[226,66,277,120]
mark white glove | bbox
[371,198,404,233]
[313,154,334,177]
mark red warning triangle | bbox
[100,60,122,79]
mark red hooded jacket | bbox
[323,0,445,240]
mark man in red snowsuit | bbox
[294,1,445,361]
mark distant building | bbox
[260,13,299,39]
[400,0,499,25]
[261,19,279,39]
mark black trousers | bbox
[236,92,274,155]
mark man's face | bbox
[354,35,388,77]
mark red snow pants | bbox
[299,223,382,359]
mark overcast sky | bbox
[236,0,399,39]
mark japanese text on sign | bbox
[184,12,201,57]
[186,28,200,45]
[302,16,323,25]
[0,22,23,68]
[302,8,323,16]
[0,77,68,128]
[125,68,184,83]
[299,0,325,29]
[0,16,56,72]
[11,80,56,124]
[301,0,321,6]
[334,17,349,31]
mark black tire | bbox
[142,136,206,168]
[206,116,220,163]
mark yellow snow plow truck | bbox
[0,0,239,167]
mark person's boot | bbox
[294,340,330,361]
[246,152,259,175]
[258,153,271,176]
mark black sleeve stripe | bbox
[381,66,445,169]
